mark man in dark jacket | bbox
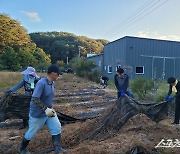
[165,77,180,125]
[114,68,134,98]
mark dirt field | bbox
[0,73,180,154]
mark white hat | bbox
[21,67,39,78]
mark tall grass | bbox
[0,72,22,92]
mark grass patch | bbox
[107,80,116,90]
[0,72,22,91]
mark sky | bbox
[0,0,180,42]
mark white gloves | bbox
[45,107,55,117]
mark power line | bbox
[105,0,157,37]
[105,0,171,40]
[107,0,161,38]
[111,0,170,39]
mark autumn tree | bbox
[0,14,30,48]
[0,14,51,71]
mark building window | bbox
[108,66,112,73]
[99,61,101,66]
[104,66,106,70]
[135,66,144,74]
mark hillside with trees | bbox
[0,14,49,71]
[30,32,109,64]
[0,14,109,71]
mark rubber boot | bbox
[18,137,31,154]
[19,119,28,130]
[52,134,68,153]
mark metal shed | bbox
[102,36,180,80]
[87,53,103,73]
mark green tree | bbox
[33,48,51,70]
[49,40,69,63]
[16,49,37,69]
[30,32,109,64]
[1,46,21,70]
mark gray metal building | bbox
[87,53,103,72]
[89,36,180,80]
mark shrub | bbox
[131,78,154,100]
[155,90,167,102]
[69,57,96,77]
[86,70,100,83]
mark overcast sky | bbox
[0,0,180,41]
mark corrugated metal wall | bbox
[126,37,180,79]
[103,36,180,80]
[87,54,103,73]
[103,38,127,79]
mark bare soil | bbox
[0,74,180,154]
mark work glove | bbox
[120,90,125,97]
[165,95,169,101]
[5,90,12,93]
[45,107,55,117]
[167,97,174,102]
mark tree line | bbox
[30,32,108,65]
[0,14,109,71]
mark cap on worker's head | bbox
[117,68,124,74]
[167,77,176,84]
[47,64,61,75]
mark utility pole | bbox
[78,46,80,58]
[153,67,157,97]
[66,57,69,64]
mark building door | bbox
[153,58,174,80]
[153,58,163,80]
[165,58,175,78]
